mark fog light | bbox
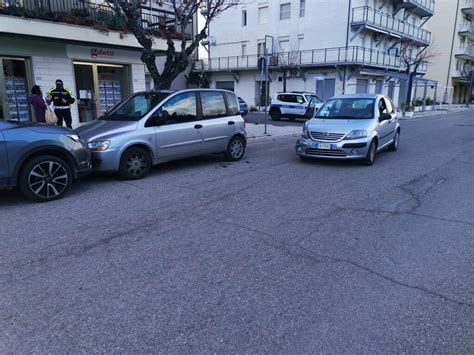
[351,149,358,155]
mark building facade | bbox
[195,0,436,108]
[426,0,473,104]
[0,0,194,127]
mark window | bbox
[242,10,247,26]
[300,0,305,17]
[296,95,304,104]
[225,92,240,116]
[317,98,375,119]
[200,91,227,119]
[384,97,394,113]
[297,35,304,51]
[258,42,265,56]
[157,92,197,124]
[280,3,291,20]
[279,39,290,53]
[105,92,170,121]
[242,43,247,56]
[259,6,268,24]
[378,99,388,115]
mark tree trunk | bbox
[405,71,416,109]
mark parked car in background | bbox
[76,89,247,180]
[269,91,323,121]
[238,97,248,116]
[0,121,91,202]
[296,94,400,165]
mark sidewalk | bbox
[246,122,301,140]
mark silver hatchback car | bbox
[75,89,247,179]
[296,94,400,165]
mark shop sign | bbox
[66,45,142,64]
[90,48,115,59]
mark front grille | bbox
[310,131,345,141]
[305,148,347,157]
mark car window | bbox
[378,99,388,115]
[225,92,240,116]
[316,98,374,119]
[305,95,322,103]
[384,97,394,113]
[157,92,197,125]
[296,95,304,104]
[102,92,170,121]
[278,94,288,102]
[201,91,228,119]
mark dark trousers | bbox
[55,109,72,129]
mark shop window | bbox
[1,58,30,122]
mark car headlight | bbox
[65,134,81,143]
[344,130,368,140]
[88,140,110,151]
[302,123,309,139]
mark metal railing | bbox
[456,46,474,58]
[352,6,431,44]
[459,23,474,34]
[193,46,428,73]
[405,0,435,13]
[0,0,193,38]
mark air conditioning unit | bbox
[289,68,301,78]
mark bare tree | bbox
[277,47,301,92]
[400,44,437,109]
[109,0,239,90]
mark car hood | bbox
[0,120,71,134]
[75,120,138,142]
[307,118,374,134]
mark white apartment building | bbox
[426,0,473,104]
[195,0,436,108]
[0,0,194,127]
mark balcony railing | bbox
[458,23,474,38]
[394,0,435,17]
[455,46,474,59]
[352,6,431,45]
[0,0,193,39]
[194,46,428,73]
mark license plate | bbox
[317,143,332,150]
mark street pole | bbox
[467,71,473,108]
[264,48,268,135]
[259,62,264,114]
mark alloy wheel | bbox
[28,161,68,199]
[126,153,147,176]
[230,139,244,159]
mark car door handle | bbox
[194,124,203,129]
[228,121,235,125]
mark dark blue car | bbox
[238,97,248,116]
[0,120,91,202]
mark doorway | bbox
[0,58,31,121]
[73,62,129,123]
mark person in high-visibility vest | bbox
[48,79,75,128]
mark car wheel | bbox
[119,147,151,180]
[270,109,281,121]
[224,136,246,162]
[19,155,72,202]
[388,130,400,152]
[364,140,377,166]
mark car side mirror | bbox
[379,112,391,122]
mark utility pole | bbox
[467,70,473,108]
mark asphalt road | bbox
[1,111,473,352]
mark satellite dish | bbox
[209,36,217,46]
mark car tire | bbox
[388,130,400,152]
[119,147,151,180]
[224,136,246,162]
[270,109,281,121]
[19,155,73,202]
[363,140,377,166]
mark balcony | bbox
[461,0,474,17]
[393,0,435,18]
[455,46,474,60]
[193,46,427,74]
[458,23,474,40]
[351,6,431,46]
[0,0,193,49]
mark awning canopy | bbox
[359,68,438,85]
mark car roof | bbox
[330,94,382,100]
[135,89,237,95]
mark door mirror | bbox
[379,112,391,122]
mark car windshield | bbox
[101,92,171,121]
[305,95,322,103]
[315,98,375,119]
